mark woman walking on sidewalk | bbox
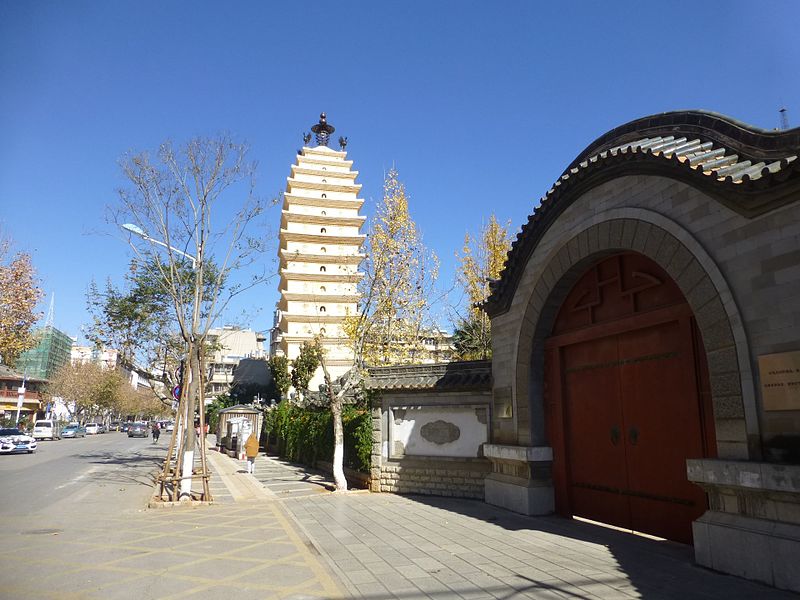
[244,432,259,474]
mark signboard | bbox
[17,386,25,409]
[758,351,800,411]
[172,385,181,401]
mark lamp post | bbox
[120,223,199,499]
[120,224,197,269]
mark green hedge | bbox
[263,402,372,473]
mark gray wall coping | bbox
[484,444,553,462]
[687,458,800,493]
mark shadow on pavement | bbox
[373,494,793,600]
[74,449,163,488]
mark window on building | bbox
[321,210,327,215]
[320,328,326,336]
[320,247,326,253]
[322,179,327,183]
[320,266,326,272]
[321,193,327,198]
[320,286,326,292]
[320,227,326,233]
[320,306,326,313]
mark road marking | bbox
[54,465,101,490]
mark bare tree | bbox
[113,135,269,501]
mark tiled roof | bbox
[484,111,800,317]
[365,360,492,392]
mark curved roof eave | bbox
[483,110,800,318]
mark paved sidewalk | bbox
[215,451,795,600]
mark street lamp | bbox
[120,223,197,269]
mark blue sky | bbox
[1,1,798,341]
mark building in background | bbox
[205,326,266,400]
[71,345,119,370]
[420,328,455,364]
[0,365,45,423]
[275,113,365,390]
[16,325,72,380]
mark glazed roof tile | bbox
[484,111,800,317]
[365,360,492,392]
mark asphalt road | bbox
[0,430,163,517]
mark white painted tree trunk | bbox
[179,349,200,500]
[180,448,194,498]
[331,397,348,491]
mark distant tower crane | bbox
[779,107,790,130]
[45,293,55,328]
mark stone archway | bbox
[543,251,716,543]
[512,210,757,462]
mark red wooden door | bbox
[546,253,713,544]
[563,335,631,530]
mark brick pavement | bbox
[227,451,796,600]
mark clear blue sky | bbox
[1,1,798,341]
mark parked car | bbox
[85,423,100,435]
[98,424,107,434]
[0,428,37,454]
[32,420,61,440]
[61,425,87,438]
[121,422,132,432]
[109,421,120,432]
[127,422,149,438]
[164,421,175,432]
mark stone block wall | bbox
[366,362,493,500]
[378,458,490,499]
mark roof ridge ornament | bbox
[311,112,335,147]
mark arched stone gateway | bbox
[482,111,800,591]
[545,251,716,544]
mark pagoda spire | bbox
[310,112,335,147]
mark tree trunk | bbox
[179,346,200,500]
[331,396,348,491]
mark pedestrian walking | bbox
[244,432,259,474]
[152,422,160,443]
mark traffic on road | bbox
[0,419,174,457]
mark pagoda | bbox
[275,113,365,390]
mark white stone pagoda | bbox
[276,113,365,390]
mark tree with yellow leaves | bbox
[318,167,439,491]
[0,241,43,367]
[347,167,439,365]
[453,214,512,360]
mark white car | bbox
[0,427,37,454]
[32,419,61,440]
[85,423,100,435]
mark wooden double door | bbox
[545,253,715,544]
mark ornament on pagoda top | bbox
[311,112,335,147]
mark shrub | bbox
[264,402,372,473]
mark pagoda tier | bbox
[276,117,365,388]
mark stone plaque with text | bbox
[758,351,800,411]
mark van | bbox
[32,420,61,440]
[85,423,100,435]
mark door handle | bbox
[610,425,620,446]
[629,426,639,445]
